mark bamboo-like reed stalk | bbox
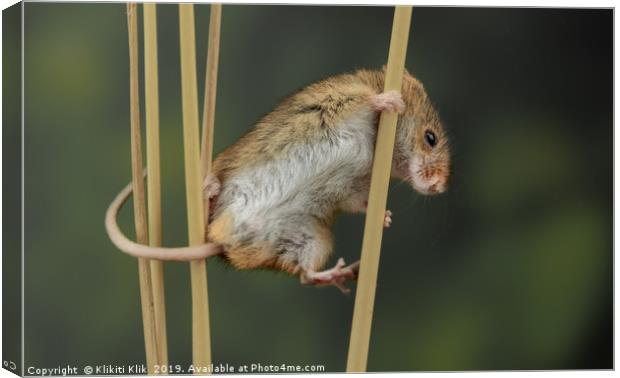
[346,6,413,373]
[143,3,168,368]
[127,3,158,374]
[200,4,221,180]
[178,4,212,369]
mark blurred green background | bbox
[19,3,611,372]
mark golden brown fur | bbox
[207,68,449,277]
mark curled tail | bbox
[105,176,223,261]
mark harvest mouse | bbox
[105,67,449,292]
[202,68,450,292]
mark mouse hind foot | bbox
[300,257,359,294]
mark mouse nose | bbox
[429,177,447,194]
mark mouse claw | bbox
[327,274,351,294]
[371,90,405,114]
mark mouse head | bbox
[393,73,450,195]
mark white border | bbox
[0,1,616,378]
[20,1,24,376]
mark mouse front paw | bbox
[371,90,405,114]
[384,209,393,228]
[362,201,392,228]
[203,173,221,200]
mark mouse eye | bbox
[424,130,437,147]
